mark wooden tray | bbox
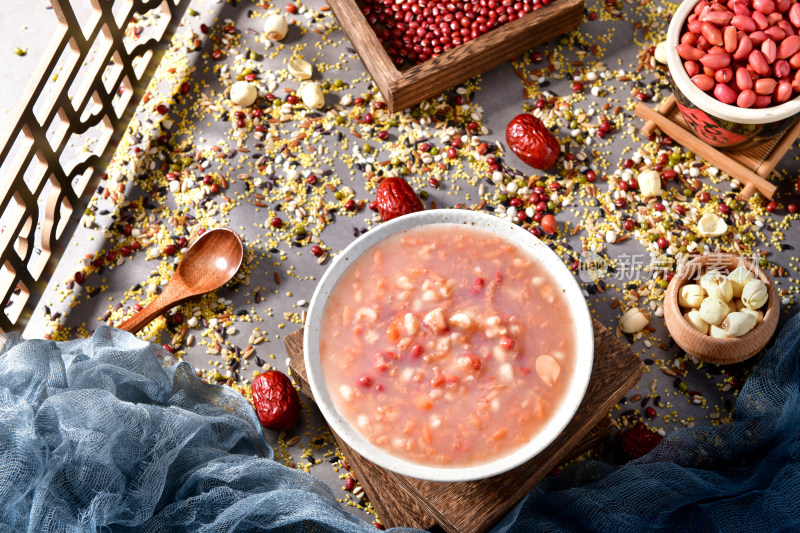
[327,0,585,112]
[635,95,800,201]
[284,318,642,533]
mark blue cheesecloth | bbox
[0,311,798,532]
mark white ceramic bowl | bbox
[304,209,594,482]
[666,0,800,148]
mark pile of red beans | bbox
[361,0,552,67]
[677,0,800,108]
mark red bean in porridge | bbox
[320,224,576,468]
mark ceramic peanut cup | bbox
[667,0,800,149]
[304,209,594,482]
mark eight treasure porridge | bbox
[320,224,577,467]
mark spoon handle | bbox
[117,283,189,334]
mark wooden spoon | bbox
[118,228,244,334]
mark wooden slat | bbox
[285,318,641,533]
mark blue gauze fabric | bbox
[0,314,798,533]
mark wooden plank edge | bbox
[635,103,777,200]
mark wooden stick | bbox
[635,103,777,199]
[641,95,677,138]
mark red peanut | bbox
[790,3,800,27]
[692,74,716,91]
[774,59,792,77]
[702,22,724,45]
[754,0,776,15]
[762,39,777,63]
[749,49,771,75]
[677,44,706,61]
[714,82,738,104]
[724,26,738,52]
[701,10,734,26]
[775,79,793,102]
[734,35,754,60]
[682,32,700,46]
[750,31,768,46]
[777,20,796,37]
[701,52,732,69]
[715,67,734,83]
[764,26,786,42]
[755,77,778,94]
[737,89,757,107]
[754,94,772,107]
[732,1,751,16]
[682,0,800,109]
[767,12,784,26]
[685,60,702,77]
[732,14,756,32]
[736,66,754,90]
[776,0,792,14]
[778,34,800,58]
[753,10,769,31]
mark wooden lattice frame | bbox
[0,0,187,332]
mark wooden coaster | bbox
[284,319,642,533]
[635,95,800,201]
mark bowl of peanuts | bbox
[666,0,800,149]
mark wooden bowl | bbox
[664,253,780,364]
[327,0,584,111]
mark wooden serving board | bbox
[635,95,800,201]
[284,318,642,533]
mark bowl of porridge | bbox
[304,209,593,482]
